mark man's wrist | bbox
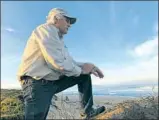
[90,66,95,73]
[81,69,85,74]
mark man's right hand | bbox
[81,63,94,74]
[91,66,104,78]
[81,63,104,79]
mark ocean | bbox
[63,85,158,97]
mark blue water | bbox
[93,91,156,97]
[64,85,158,97]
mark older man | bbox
[17,8,105,120]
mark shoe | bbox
[80,106,105,119]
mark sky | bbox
[1,1,158,89]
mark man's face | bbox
[56,16,71,34]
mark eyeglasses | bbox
[63,16,70,24]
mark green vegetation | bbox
[1,89,24,120]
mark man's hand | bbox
[81,63,104,78]
[81,63,94,74]
[91,66,104,78]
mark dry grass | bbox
[48,93,81,119]
[95,95,158,119]
[48,93,158,119]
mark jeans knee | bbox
[80,74,91,81]
[85,74,91,78]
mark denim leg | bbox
[77,75,93,114]
[53,74,94,114]
[22,78,56,120]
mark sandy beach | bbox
[47,94,136,119]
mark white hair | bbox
[46,13,64,24]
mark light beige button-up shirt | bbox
[17,23,84,83]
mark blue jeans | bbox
[21,74,93,120]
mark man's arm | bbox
[33,25,82,77]
[73,60,85,67]
[74,59,104,78]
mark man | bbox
[17,8,105,120]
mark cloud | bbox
[130,36,158,59]
[130,22,158,59]
[5,27,16,33]
[92,24,158,86]
[92,55,158,86]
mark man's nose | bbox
[67,22,71,27]
[67,21,71,27]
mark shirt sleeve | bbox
[33,25,82,77]
[73,60,85,67]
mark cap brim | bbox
[64,16,76,24]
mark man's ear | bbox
[54,16,58,24]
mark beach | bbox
[47,94,136,119]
